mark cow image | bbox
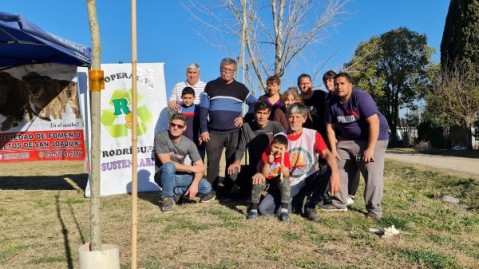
[0,72,29,131]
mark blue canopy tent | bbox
[0,11,92,157]
[0,11,91,69]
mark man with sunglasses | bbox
[154,113,215,213]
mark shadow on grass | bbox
[136,191,160,206]
[347,206,368,216]
[55,193,76,269]
[0,173,88,191]
[428,148,479,158]
[217,198,249,216]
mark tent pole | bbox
[130,0,139,268]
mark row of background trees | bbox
[185,0,479,149]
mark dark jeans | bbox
[258,164,330,215]
[197,143,206,161]
[229,164,256,197]
[205,130,240,190]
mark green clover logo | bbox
[101,88,153,137]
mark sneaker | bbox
[323,193,333,205]
[160,197,175,213]
[346,196,355,206]
[246,210,259,220]
[320,204,348,212]
[365,212,381,220]
[200,191,216,203]
[173,194,182,204]
[304,207,321,222]
[279,211,290,222]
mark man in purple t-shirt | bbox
[324,72,389,220]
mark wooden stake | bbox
[130,0,138,268]
[280,148,284,182]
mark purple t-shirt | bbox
[258,94,283,120]
[326,89,389,141]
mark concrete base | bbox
[79,243,120,269]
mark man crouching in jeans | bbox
[154,112,215,213]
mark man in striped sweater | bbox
[199,58,257,195]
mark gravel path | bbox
[385,151,479,178]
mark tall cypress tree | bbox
[440,0,479,72]
[439,0,479,148]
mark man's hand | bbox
[168,100,180,111]
[184,182,199,199]
[251,173,266,185]
[234,116,243,127]
[332,150,341,161]
[200,131,210,143]
[168,103,181,112]
[363,147,375,163]
[189,163,205,174]
[329,171,340,196]
[227,161,241,175]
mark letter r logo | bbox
[112,98,131,115]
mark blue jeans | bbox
[155,162,211,199]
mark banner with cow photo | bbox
[0,63,86,162]
[84,63,169,197]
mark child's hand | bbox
[281,166,289,178]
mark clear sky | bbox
[3,0,450,96]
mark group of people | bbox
[154,57,389,222]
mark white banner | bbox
[85,63,169,197]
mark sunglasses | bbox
[170,122,185,129]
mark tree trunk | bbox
[465,119,473,150]
[86,0,102,251]
[390,89,400,146]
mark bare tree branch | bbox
[183,0,349,92]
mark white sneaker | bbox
[346,196,354,206]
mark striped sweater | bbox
[199,77,257,133]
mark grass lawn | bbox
[0,160,478,268]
